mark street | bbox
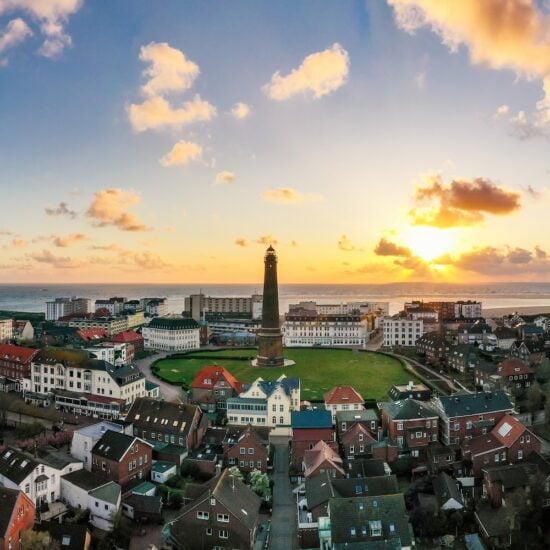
[133,351,183,402]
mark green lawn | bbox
[153,348,418,401]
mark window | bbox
[217,514,229,523]
[416,431,423,438]
[349,446,355,454]
[240,447,245,455]
[219,530,228,539]
[197,511,209,520]
[279,416,284,424]
[248,448,254,455]
[518,449,523,460]
[257,461,262,468]
[206,528,212,536]
[397,422,403,431]
[350,527,356,536]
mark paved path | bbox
[269,444,296,550]
[365,331,383,351]
[134,352,183,403]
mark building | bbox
[46,297,92,321]
[388,382,431,402]
[291,410,334,470]
[447,344,478,373]
[142,297,169,317]
[0,318,13,343]
[433,471,463,510]
[379,399,440,456]
[64,316,129,337]
[455,300,483,319]
[0,344,37,382]
[111,330,144,353]
[60,469,121,531]
[434,390,515,446]
[509,339,546,365]
[142,315,200,351]
[184,294,262,322]
[495,326,517,350]
[335,409,379,437]
[0,488,35,550]
[225,425,269,474]
[94,297,127,316]
[496,358,534,391]
[303,440,345,479]
[83,342,128,366]
[324,385,365,422]
[227,375,300,427]
[151,461,178,483]
[91,430,153,491]
[166,468,261,550]
[291,301,389,316]
[70,421,133,470]
[12,320,34,341]
[126,398,205,452]
[382,316,424,348]
[256,246,284,367]
[340,422,377,461]
[189,365,243,413]
[416,332,449,362]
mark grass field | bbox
[152,348,418,401]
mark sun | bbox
[402,226,458,262]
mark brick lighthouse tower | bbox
[255,245,285,367]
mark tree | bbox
[526,382,543,415]
[250,469,271,501]
[228,466,244,482]
[21,530,60,550]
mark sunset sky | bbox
[2,0,550,284]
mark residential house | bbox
[509,340,545,365]
[166,468,261,550]
[111,330,144,355]
[496,358,534,392]
[474,362,498,390]
[427,444,459,474]
[495,326,517,350]
[335,409,379,437]
[340,422,376,462]
[12,320,34,341]
[36,522,91,550]
[434,390,514,446]
[433,471,463,510]
[518,323,545,341]
[0,318,13,343]
[226,375,300,428]
[291,410,334,470]
[303,440,345,479]
[60,469,121,531]
[447,344,478,373]
[475,501,518,549]
[126,397,205,452]
[91,431,153,492]
[416,332,450,363]
[379,398,440,456]
[324,385,365,422]
[456,321,495,348]
[388,382,431,402]
[0,488,35,550]
[189,365,242,413]
[0,343,37,382]
[151,461,177,483]
[122,494,162,523]
[145,380,160,398]
[225,424,269,474]
[317,494,414,550]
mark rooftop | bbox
[438,391,513,417]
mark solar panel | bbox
[498,422,513,437]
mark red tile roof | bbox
[111,331,144,344]
[0,344,38,365]
[492,414,530,448]
[303,440,344,478]
[324,385,364,405]
[292,428,334,442]
[340,423,377,445]
[77,328,107,341]
[497,358,534,377]
[190,365,242,393]
[461,434,504,457]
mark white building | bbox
[283,315,369,347]
[142,315,200,351]
[94,297,127,316]
[61,470,121,531]
[143,298,169,317]
[184,293,263,322]
[317,302,389,315]
[0,318,13,343]
[227,375,300,427]
[46,297,92,321]
[455,301,483,319]
[71,421,133,470]
[84,342,128,366]
[382,316,425,348]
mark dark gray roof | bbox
[336,410,379,424]
[147,316,199,330]
[379,399,437,421]
[346,458,387,478]
[38,450,80,469]
[92,430,137,461]
[0,447,37,484]
[484,463,537,489]
[123,493,162,514]
[438,391,513,417]
[36,522,90,550]
[0,487,20,537]
[62,469,112,491]
[475,502,515,538]
[291,410,332,429]
[433,472,463,508]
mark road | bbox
[134,351,183,403]
[392,353,459,394]
[269,444,297,550]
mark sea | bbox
[3,282,550,316]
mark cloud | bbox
[45,201,77,219]
[524,184,541,198]
[256,235,277,245]
[414,71,426,90]
[127,94,216,133]
[89,243,123,252]
[0,0,83,58]
[290,240,299,247]
[0,228,12,236]
[493,104,510,119]
[0,18,32,56]
[262,187,322,204]
[52,233,88,247]
[139,42,199,97]
[234,237,248,247]
[410,174,521,227]
[215,171,235,184]
[87,188,149,232]
[535,246,547,259]
[126,251,171,271]
[388,0,550,137]
[374,237,412,257]
[231,102,251,119]
[30,249,82,269]
[263,43,350,100]
[159,140,202,167]
[11,237,28,248]
[338,234,362,252]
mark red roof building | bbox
[303,440,345,479]
[0,343,38,380]
[324,385,365,422]
[496,358,534,391]
[340,423,377,461]
[0,488,35,550]
[77,328,108,342]
[111,330,144,352]
[190,365,243,413]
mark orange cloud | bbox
[263,187,322,204]
[234,237,248,247]
[215,171,236,184]
[374,237,412,257]
[160,140,202,167]
[257,235,278,245]
[53,233,88,247]
[87,188,149,232]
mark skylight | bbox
[498,422,513,438]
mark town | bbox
[1,247,550,550]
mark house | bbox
[225,424,269,474]
[127,397,205,452]
[324,385,365,422]
[447,344,478,373]
[496,358,534,391]
[388,382,431,402]
[91,431,153,492]
[427,444,459,474]
[70,421,133,470]
[345,457,390,478]
[335,409,379,437]
[317,494,414,549]
[182,447,220,477]
[495,326,517,350]
[303,440,345,479]
[111,330,144,354]
[189,365,242,413]
[456,321,495,347]
[0,343,38,382]
[76,328,107,343]
[0,318,13,343]
[226,375,300,428]
[122,494,162,523]
[11,321,34,342]
[142,315,200,351]
[518,323,544,341]
[509,340,545,365]
[474,362,498,390]
[379,398,439,455]
[60,469,121,531]
[291,410,334,470]
[416,332,449,363]
[36,522,91,550]
[166,468,261,550]
[0,487,35,550]
[434,390,514,446]
[145,380,160,398]
[475,501,518,548]
[340,422,377,462]
[461,414,540,475]
[433,471,463,510]
[151,461,177,483]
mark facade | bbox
[83,342,128,366]
[447,344,479,373]
[142,315,200,351]
[388,382,431,402]
[455,301,483,319]
[283,314,368,347]
[324,385,365,422]
[434,391,514,446]
[46,297,92,321]
[225,425,269,474]
[0,344,37,381]
[496,358,534,391]
[94,297,127,316]
[64,316,129,336]
[340,423,376,461]
[509,340,546,365]
[0,318,13,343]
[382,316,424,347]
[291,410,334,470]
[151,461,178,483]
[227,375,300,427]
[335,409,379,437]
[185,293,263,322]
[416,333,449,362]
[143,297,169,317]
[12,320,34,341]
[111,330,144,353]
[189,365,242,412]
[0,488,35,550]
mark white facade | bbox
[46,297,92,321]
[84,342,128,366]
[94,298,126,316]
[455,301,482,319]
[142,316,200,351]
[316,302,389,315]
[283,315,368,347]
[383,317,424,347]
[0,318,13,343]
[143,298,169,317]
[184,293,263,321]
